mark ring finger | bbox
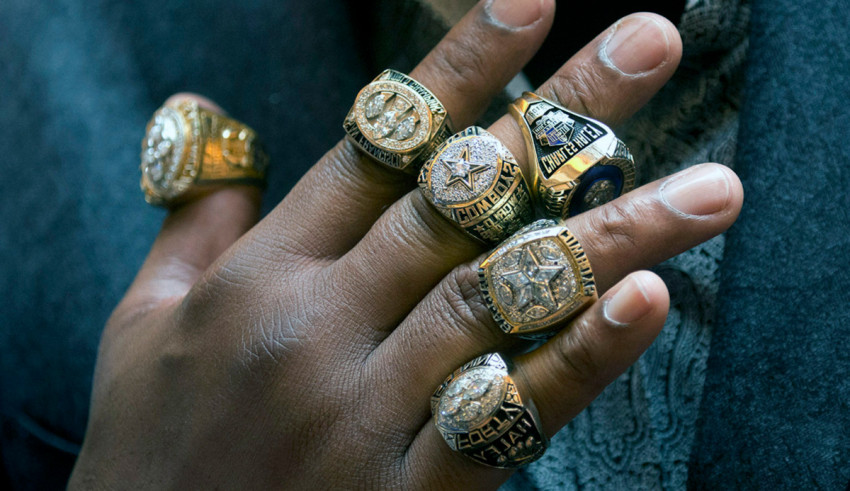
[404,270,670,487]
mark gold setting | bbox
[140,99,267,207]
[509,92,635,218]
[432,353,548,469]
[479,219,596,338]
[344,69,452,173]
[418,126,533,244]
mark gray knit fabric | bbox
[506,1,750,488]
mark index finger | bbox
[238,0,556,262]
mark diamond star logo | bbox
[440,144,491,191]
[500,245,565,312]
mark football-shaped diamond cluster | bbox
[354,81,432,153]
[142,108,184,193]
[437,366,506,431]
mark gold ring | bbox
[479,219,597,338]
[509,92,635,218]
[344,69,452,173]
[432,353,547,469]
[418,126,533,244]
[140,99,268,206]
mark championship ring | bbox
[344,69,453,173]
[418,126,534,244]
[140,99,268,206]
[509,92,635,218]
[431,353,547,469]
[479,219,597,338]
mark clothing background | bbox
[0,0,847,489]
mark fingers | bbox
[403,271,668,486]
[572,163,742,291]
[118,94,262,317]
[515,270,669,435]
[366,163,742,434]
[491,12,682,178]
[243,0,556,261]
[332,13,683,338]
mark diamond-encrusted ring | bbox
[417,126,533,244]
[431,353,547,469]
[479,219,597,339]
[343,69,453,173]
[508,92,636,219]
[140,99,268,207]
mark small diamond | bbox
[375,111,397,137]
[457,401,482,422]
[395,116,416,140]
[583,179,616,209]
[146,161,163,181]
[439,397,461,417]
[366,93,386,118]
[462,378,491,400]
[446,378,470,397]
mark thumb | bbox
[119,93,264,318]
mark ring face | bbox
[479,219,596,338]
[509,92,635,219]
[141,104,195,202]
[140,99,267,206]
[432,353,547,469]
[435,365,508,432]
[353,81,432,153]
[344,69,451,173]
[418,127,533,244]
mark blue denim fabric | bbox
[688,0,850,487]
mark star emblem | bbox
[500,245,565,312]
[440,144,491,191]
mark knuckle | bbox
[556,316,606,385]
[179,264,253,330]
[547,61,611,118]
[438,266,499,344]
[432,34,490,96]
[585,198,642,257]
[398,193,463,249]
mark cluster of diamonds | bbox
[141,107,185,194]
[428,136,500,204]
[437,366,507,432]
[354,81,431,152]
[582,179,616,209]
[490,238,579,324]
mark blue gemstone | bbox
[568,164,625,217]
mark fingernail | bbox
[602,15,670,75]
[485,0,544,29]
[603,274,653,326]
[660,165,732,216]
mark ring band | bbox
[418,126,533,244]
[432,353,547,469]
[140,99,268,206]
[509,92,635,218]
[344,69,453,173]
[479,219,597,338]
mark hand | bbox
[70,1,742,488]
